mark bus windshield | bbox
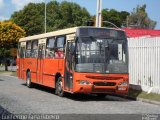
[75,36,128,74]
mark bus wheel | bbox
[96,94,106,99]
[26,72,32,88]
[56,77,65,97]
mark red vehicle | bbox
[17,26,129,97]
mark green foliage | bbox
[0,21,25,57]
[0,48,10,58]
[0,21,25,70]
[128,4,157,29]
[11,1,90,36]
[102,9,130,28]
[11,3,45,36]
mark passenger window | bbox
[46,37,55,58]
[17,43,20,58]
[38,44,45,59]
[20,46,25,58]
[31,40,38,58]
[55,36,65,58]
[25,41,31,58]
[57,37,65,48]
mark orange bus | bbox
[17,26,129,97]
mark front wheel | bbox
[26,72,32,88]
[55,77,65,97]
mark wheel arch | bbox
[26,69,30,74]
[26,69,30,79]
[55,72,62,87]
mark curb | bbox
[116,94,160,106]
[136,97,160,106]
[124,95,160,106]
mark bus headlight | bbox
[118,82,128,86]
[79,80,91,85]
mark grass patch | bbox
[0,71,16,76]
[10,71,17,76]
[127,89,160,102]
[0,71,8,73]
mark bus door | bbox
[64,40,75,90]
[19,42,26,79]
[37,39,46,84]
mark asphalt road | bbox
[0,75,160,120]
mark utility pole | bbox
[44,0,47,33]
[96,0,102,27]
[126,16,129,28]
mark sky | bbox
[0,0,159,29]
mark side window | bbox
[55,36,66,58]
[20,46,25,58]
[46,37,55,58]
[25,41,31,58]
[17,42,20,58]
[38,44,45,59]
[57,36,65,48]
[31,40,38,58]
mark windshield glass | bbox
[75,37,128,73]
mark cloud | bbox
[11,0,44,10]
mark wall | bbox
[128,37,160,94]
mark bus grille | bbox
[92,88,115,93]
[93,82,116,86]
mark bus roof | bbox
[19,27,78,42]
[19,26,124,42]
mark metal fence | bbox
[128,37,160,94]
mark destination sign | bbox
[77,28,126,39]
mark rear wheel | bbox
[26,72,32,88]
[55,77,65,97]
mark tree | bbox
[11,3,45,36]
[102,9,130,28]
[0,21,25,70]
[128,4,157,29]
[11,1,90,36]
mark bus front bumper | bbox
[74,83,128,95]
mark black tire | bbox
[26,72,32,88]
[55,77,65,97]
[96,94,106,99]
